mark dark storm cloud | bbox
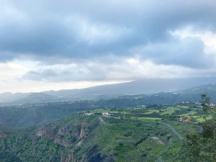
[133,37,212,68]
[0,0,216,67]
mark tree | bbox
[179,94,216,162]
[201,94,210,113]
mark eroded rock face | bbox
[0,131,6,138]
[35,127,54,138]
[54,124,79,146]
[54,137,70,147]
[79,122,87,139]
[61,153,79,162]
[35,116,102,161]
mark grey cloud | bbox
[0,0,216,67]
[134,37,211,68]
[23,64,107,82]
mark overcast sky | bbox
[1,0,216,92]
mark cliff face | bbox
[33,114,104,161]
[60,153,76,162]
[0,131,6,138]
[36,122,90,147]
[36,127,54,138]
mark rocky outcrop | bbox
[60,153,78,162]
[79,123,87,139]
[35,127,54,138]
[0,131,6,138]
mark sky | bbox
[1,0,216,92]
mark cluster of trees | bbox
[0,135,64,162]
[179,94,216,161]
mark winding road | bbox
[156,122,184,162]
[161,122,183,140]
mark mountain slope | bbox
[0,105,199,162]
[1,77,216,104]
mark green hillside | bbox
[0,104,201,162]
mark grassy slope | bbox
[0,104,201,162]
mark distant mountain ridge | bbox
[0,83,216,129]
[1,78,216,104]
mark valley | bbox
[0,103,202,162]
[1,0,216,161]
